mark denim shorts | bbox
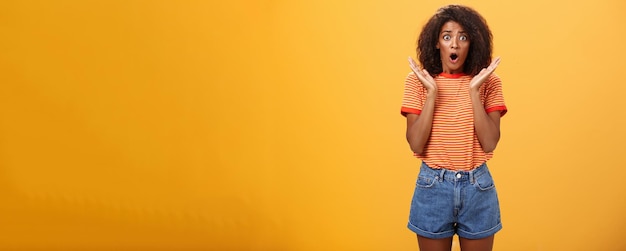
[407,162,502,239]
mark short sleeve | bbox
[482,73,508,116]
[401,72,426,117]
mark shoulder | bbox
[405,72,419,83]
[480,73,503,92]
[404,72,426,90]
[486,73,502,85]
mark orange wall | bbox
[0,0,625,250]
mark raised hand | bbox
[469,57,500,91]
[408,57,437,94]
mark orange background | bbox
[0,0,625,250]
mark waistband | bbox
[420,162,489,183]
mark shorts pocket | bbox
[416,174,438,188]
[474,172,495,191]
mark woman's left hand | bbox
[469,57,500,91]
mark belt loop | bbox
[439,168,446,182]
[469,169,475,184]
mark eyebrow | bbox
[441,30,467,33]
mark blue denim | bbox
[407,162,502,239]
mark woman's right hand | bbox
[408,57,437,94]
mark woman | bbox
[401,5,507,251]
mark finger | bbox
[422,69,437,85]
[490,57,501,69]
[408,57,418,68]
[410,66,422,79]
[483,58,500,75]
[409,59,429,81]
[478,68,488,76]
[408,57,420,72]
[415,70,427,82]
[415,68,432,85]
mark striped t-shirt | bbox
[401,72,507,171]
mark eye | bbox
[443,34,451,40]
[459,35,468,41]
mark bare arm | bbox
[471,97,501,152]
[469,57,502,153]
[406,92,436,154]
[406,57,438,154]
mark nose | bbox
[450,37,459,49]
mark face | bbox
[436,21,469,74]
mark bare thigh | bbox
[459,235,494,251]
[417,235,453,251]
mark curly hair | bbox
[417,5,493,76]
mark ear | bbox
[436,44,439,49]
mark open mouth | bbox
[450,53,458,60]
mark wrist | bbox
[426,90,438,99]
[468,89,481,101]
